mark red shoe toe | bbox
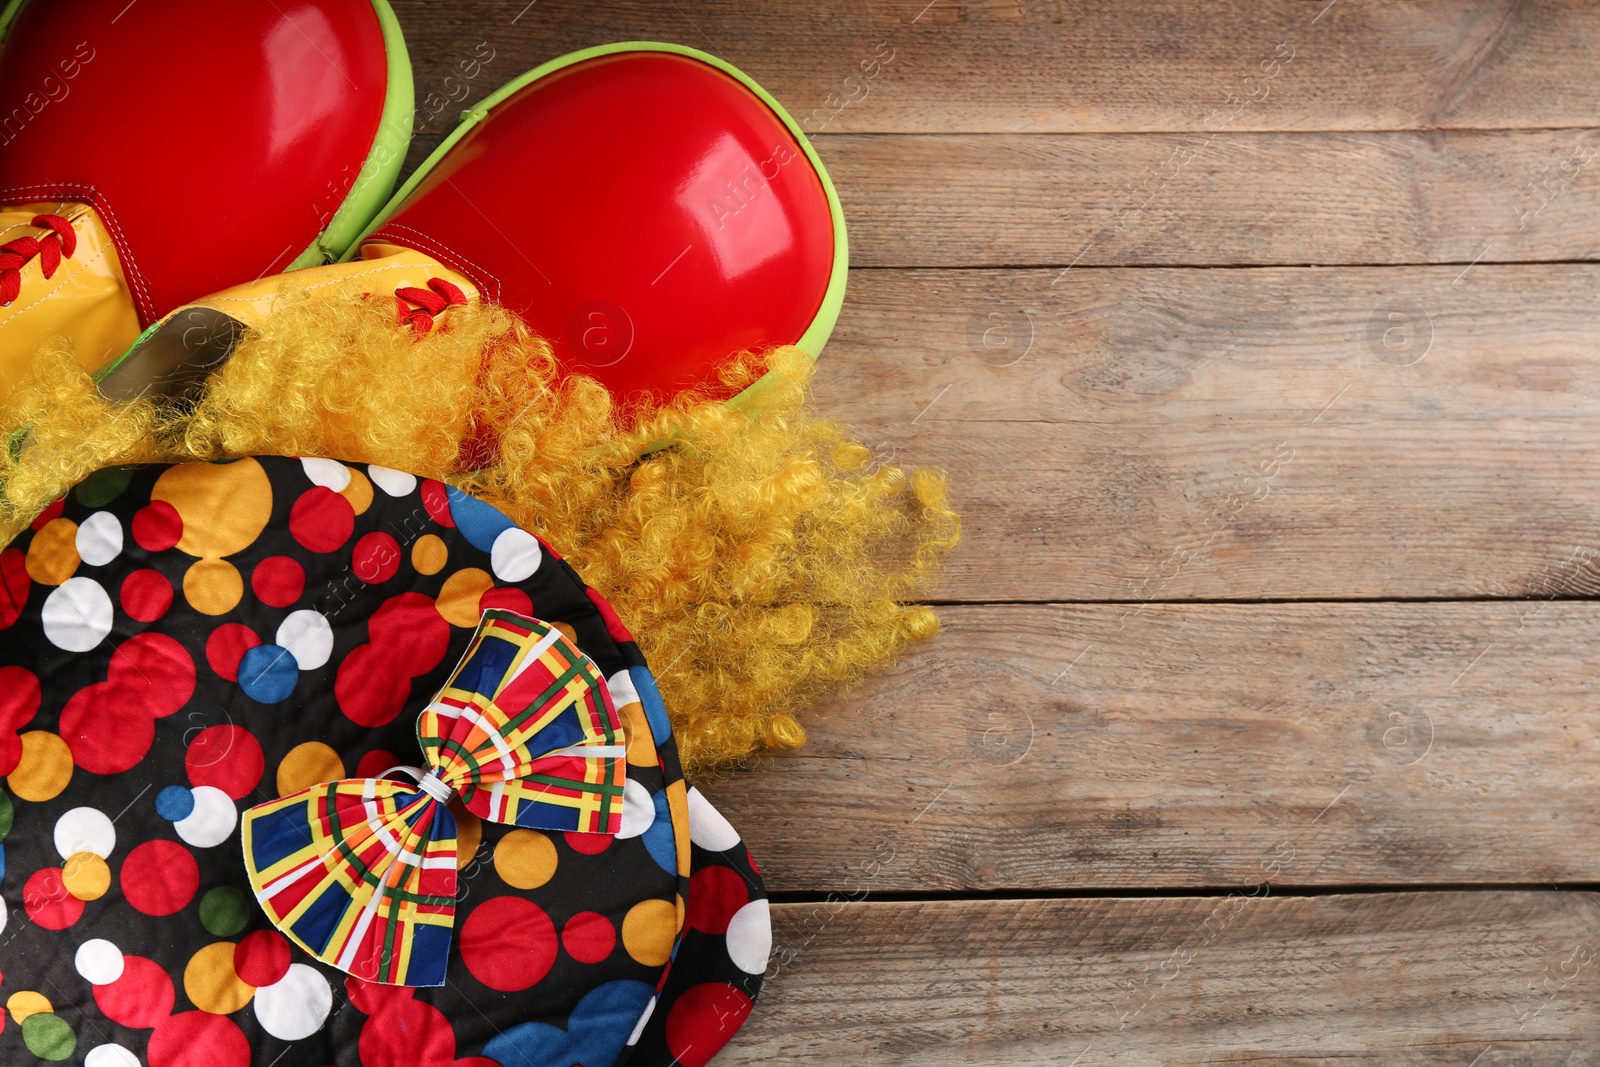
[0,0,409,327]
[360,44,847,404]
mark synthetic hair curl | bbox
[0,294,958,777]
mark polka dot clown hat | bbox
[0,456,770,1067]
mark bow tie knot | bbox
[415,771,456,805]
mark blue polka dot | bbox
[238,644,300,704]
[155,785,195,821]
[445,486,515,553]
[641,789,676,874]
[0,842,6,882]
[484,980,653,1067]
[630,666,672,741]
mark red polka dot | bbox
[290,487,355,553]
[561,911,616,964]
[0,665,41,776]
[564,831,613,856]
[355,749,400,780]
[334,593,452,728]
[344,975,410,1017]
[420,481,454,527]
[23,867,83,929]
[121,839,200,916]
[95,954,176,1028]
[132,500,183,551]
[353,987,476,1067]
[251,556,305,608]
[185,725,264,799]
[459,897,556,992]
[0,547,29,630]
[30,497,64,532]
[234,930,291,987]
[59,633,195,775]
[478,586,532,616]
[148,1011,250,1067]
[352,532,401,585]
[586,587,635,643]
[688,865,752,935]
[664,984,754,1067]
[205,623,261,682]
[115,633,195,717]
[120,568,174,622]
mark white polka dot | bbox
[617,779,656,840]
[367,465,417,497]
[490,527,542,582]
[626,996,657,1046]
[725,899,772,975]
[84,1045,140,1067]
[687,787,741,852]
[42,577,113,652]
[606,670,640,711]
[54,807,115,859]
[173,786,236,848]
[276,610,333,670]
[0,894,8,936]
[254,964,332,1040]
[75,512,123,567]
[300,457,351,490]
[75,939,125,985]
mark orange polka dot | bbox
[152,459,272,617]
[494,830,557,889]
[340,467,374,515]
[26,518,79,586]
[436,568,493,627]
[276,742,345,795]
[9,731,72,801]
[6,991,51,1024]
[622,899,677,967]
[183,558,243,616]
[552,621,578,646]
[412,534,448,576]
[184,942,256,1014]
[151,457,272,559]
[666,778,690,877]
[622,700,656,768]
[62,852,110,901]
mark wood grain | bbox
[400,129,1600,268]
[820,130,1600,268]
[704,602,1600,891]
[393,0,1600,134]
[717,893,1600,1065]
[810,265,1600,602]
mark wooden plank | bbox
[820,130,1600,268]
[393,0,1600,134]
[718,893,1600,1064]
[704,602,1600,891]
[398,128,1600,268]
[810,265,1600,602]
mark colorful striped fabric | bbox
[242,609,628,986]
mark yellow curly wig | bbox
[0,294,958,778]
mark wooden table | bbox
[397,2,1600,1061]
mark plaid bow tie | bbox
[241,609,628,986]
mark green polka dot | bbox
[0,788,11,841]
[73,465,136,508]
[21,1013,75,1060]
[199,885,251,937]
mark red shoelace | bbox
[395,277,467,336]
[0,214,78,306]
